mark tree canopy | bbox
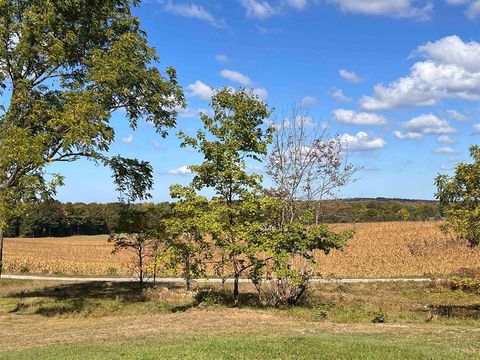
[436,145,480,247]
[0,0,185,206]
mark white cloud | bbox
[329,0,433,20]
[437,135,457,144]
[252,87,268,100]
[466,0,480,19]
[433,146,459,154]
[361,36,480,111]
[331,88,353,102]
[446,0,480,18]
[168,165,192,176]
[473,123,480,133]
[162,1,226,28]
[394,114,456,140]
[339,69,361,83]
[285,0,308,10]
[416,35,480,72]
[403,114,456,134]
[333,109,387,125]
[187,80,213,100]
[220,69,252,85]
[122,135,134,144]
[300,95,317,106]
[239,0,277,19]
[340,131,386,152]
[215,54,228,63]
[393,130,423,140]
[446,109,468,121]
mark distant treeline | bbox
[5,198,441,238]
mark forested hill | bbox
[5,198,441,238]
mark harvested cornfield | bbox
[321,221,480,278]
[3,235,130,276]
[3,221,480,278]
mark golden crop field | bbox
[3,221,480,278]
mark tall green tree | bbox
[179,87,273,306]
[0,0,185,275]
[436,145,480,247]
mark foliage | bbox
[440,276,480,294]
[262,108,358,306]
[435,145,480,247]
[0,0,184,276]
[161,185,212,289]
[108,204,165,285]
[178,87,273,306]
[0,0,185,201]
[252,200,354,306]
[5,201,172,237]
[372,309,388,323]
[4,198,441,238]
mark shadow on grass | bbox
[9,281,183,301]
[6,281,263,317]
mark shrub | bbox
[372,309,387,323]
[442,276,480,294]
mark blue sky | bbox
[53,0,480,202]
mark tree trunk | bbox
[138,250,144,288]
[0,229,4,278]
[185,257,191,291]
[233,272,240,307]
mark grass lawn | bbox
[3,333,480,360]
[1,279,479,359]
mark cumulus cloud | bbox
[340,131,387,152]
[361,36,480,111]
[168,165,192,176]
[187,80,213,100]
[333,109,387,125]
[394,114,456,140]
[329,0,433,20]
[403,114,456,134]
[433,146,459,154]
[239,0,277,19]
[300,95,317,106]
[446,109,468,121]
[220,69,252,85]
[215,54,228,63]
[393,130,423,140]
[416,35,480,72]
[122,135,134,144]
[339,69,361,83]
[162,1,226,28]
[437,135,457,144]
[330,88,353,102]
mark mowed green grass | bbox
[3,333,480,360]
[1,279,480,359]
